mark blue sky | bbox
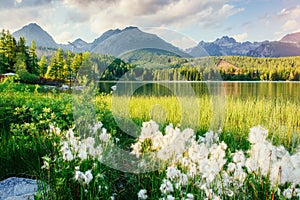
[0,0,299,49]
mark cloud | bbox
[0,0,54,9]
[278,6,300,31]
[141,27,197,49]
[232,32,248,42]
[1,0,244,44]
[275,6,300,37]
[278,5,300,18]
[282,20,298,31]
[62,0,244,36]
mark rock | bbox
[0,177,38,200]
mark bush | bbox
[16,69,39,84]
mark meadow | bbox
[0,78,300,199]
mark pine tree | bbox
[14,37,28,72]
[46,48,66,81]
[28,40,39,75]
[38,55,47,76]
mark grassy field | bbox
[98,94,300,151]
[1,80,300,199]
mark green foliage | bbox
[16,69,39,83]
[27,40,39,75]
[45,48,66,80]
[38,55,47,76]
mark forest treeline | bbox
[0,30,132,84]
[1,29,300,83]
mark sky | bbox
[0,0,300,49]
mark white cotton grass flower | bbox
[78,143,88,160]
[74,170,93,185]
[166,166,181,180]
[227,163,236,173]
[160,179,174,195]
[163,194,175,200]
[232,150,246,165]
[131,120,194,161]
[283,188,293,199]
[185,193,194,200]
[295,188,300,197]
[90,121,103,134]
[140,120,160,140]
[248,126,268,144]
[99,128,110,143]
[60,141,74,161]
[84,170,93,184]
[137,189,148,200]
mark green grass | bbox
[98,94,300,151]
[1,81,300,199]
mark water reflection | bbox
[98,81,300,100]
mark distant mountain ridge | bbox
[186,36,263,57]
[12,23,189,58]
[248,32,300,57]
[187,32,300,57]
[11,23,300,58]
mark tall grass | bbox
[97,94,300,151]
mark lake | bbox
[98,81,300,101]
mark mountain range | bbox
[11,23,300,58]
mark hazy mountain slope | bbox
[91,27,190,57]
[186,36,261,57]
[248,41,300,57]
[12,23,57,48]
[280,32,300,44]
[90,29,122,50]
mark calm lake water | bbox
[98,81,300,101]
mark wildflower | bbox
[179,173,188,186]
[43,107,51,113]
[283,188,293,199]
[160,179,174,194]
[276,145,289,159]
[74,170,93,185]
[137,189,148,200]
[227,163,236,173]
[131,142,142,157]
[83,137,96,157]
[295,188,300,197]
[157,147,172,161]
[248,126,268,144]
[74,171,85,183]
[185,193,194,200]
[61,141,74,161]
[290,152,300,169]
[270,155,294,185]
[140,120,160,139]
[166,195,175,200]
[55,127,61,134]
[41,156,50,170]
[245,158,258,173]
[84,170,93,184]
[91,121,103,133]
[95,145,103,162]
[232,150,246,165]
[166,166,181,180]
[49,124,55,132]
[78,144,88,160]
[99,128,110,142]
